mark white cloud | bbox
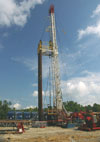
[25,105,36,109]
[13,103,21,109]
[32,90,51,97]
[61,72,100,105]
[92,4,100,17]
[78,4,100,40]
[78,22,100,40]
[32,90,38,96]
[32,72,100,106]
[0,0,45,27]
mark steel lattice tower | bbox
[38,5,62,119]
[49,5,62,110]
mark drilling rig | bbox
[38,5,66,123]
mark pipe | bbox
[38,40,43,121]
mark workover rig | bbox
[38,5,66,122]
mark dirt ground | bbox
[0,127,100,142]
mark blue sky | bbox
[0,0,100,109]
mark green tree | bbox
[92,103,100,112]
[0,100,11,119]
[63,101,85,112]
[85,105,92,112]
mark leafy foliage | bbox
[63,101,85,112]
[92,103,100,112]
[21,107,38,112]
[63,101,100,112]
[0,100,11,119]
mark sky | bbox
[0,0,100,109]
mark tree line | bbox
[0,100,100,119]
[63,101,100,112]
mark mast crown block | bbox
[49,5,54,14]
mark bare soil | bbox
[0,127,100,142]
